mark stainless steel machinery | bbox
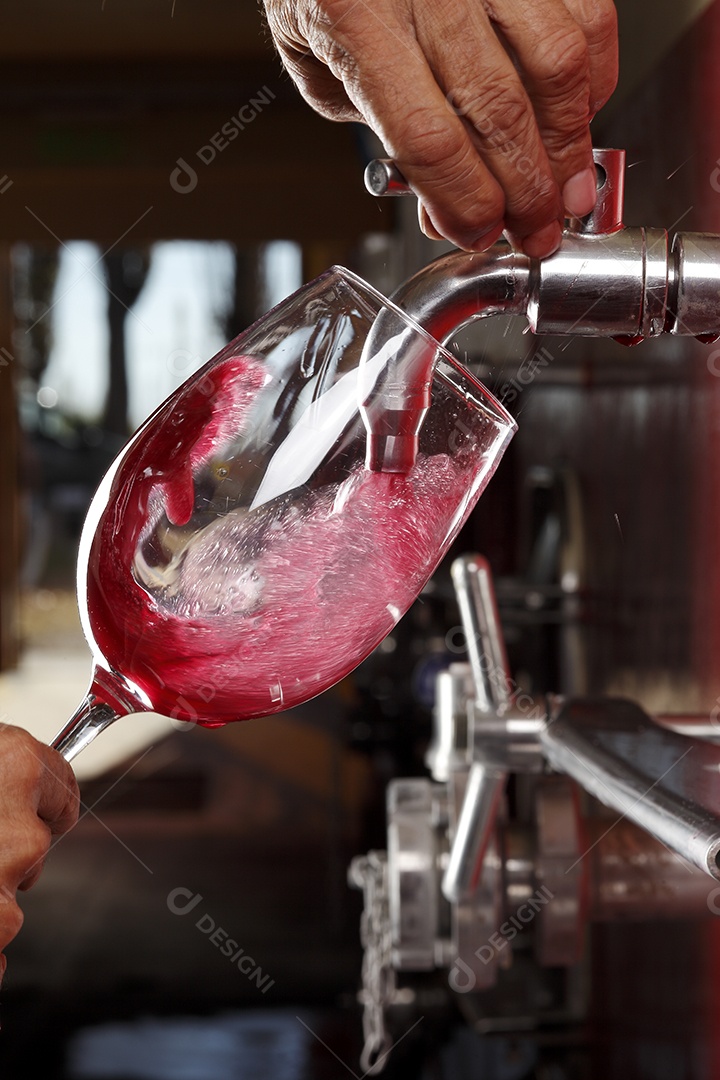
[349,149,720,1074]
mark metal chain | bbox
[348,850,396,1075]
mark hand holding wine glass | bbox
[0,724,79,980]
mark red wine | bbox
[82,354,490,726]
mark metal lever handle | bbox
[451,555,511,713]
[442,556,510,903]
[541,697,720,881]
[364,149,627,236]
[364,159,413,196]
[442,760,505,903]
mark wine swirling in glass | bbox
[52,269,515,759]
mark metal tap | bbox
[361,148,720,472]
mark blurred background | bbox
[2,1,720,1077]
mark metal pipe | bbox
[358,243,530,472]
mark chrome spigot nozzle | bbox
[361,148,720,472]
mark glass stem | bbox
[52,693,122,762]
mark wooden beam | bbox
[0,163,393,246]
[0,63,394,245]
[0,0,272,60]
[0,246,19,671]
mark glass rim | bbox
[329,264,517,433]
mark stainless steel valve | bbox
[360,149,720,471]
[349,554,720,1073]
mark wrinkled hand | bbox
[262,0,618,256]
[0,725,79,982]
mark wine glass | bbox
[52,267,516,761]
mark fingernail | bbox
[418,205,444,242]
[522,222,562,259]
[422,224,444,242]
[467,221,505,252]
[563,167,598,218]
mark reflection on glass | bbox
[52,267,516,760]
